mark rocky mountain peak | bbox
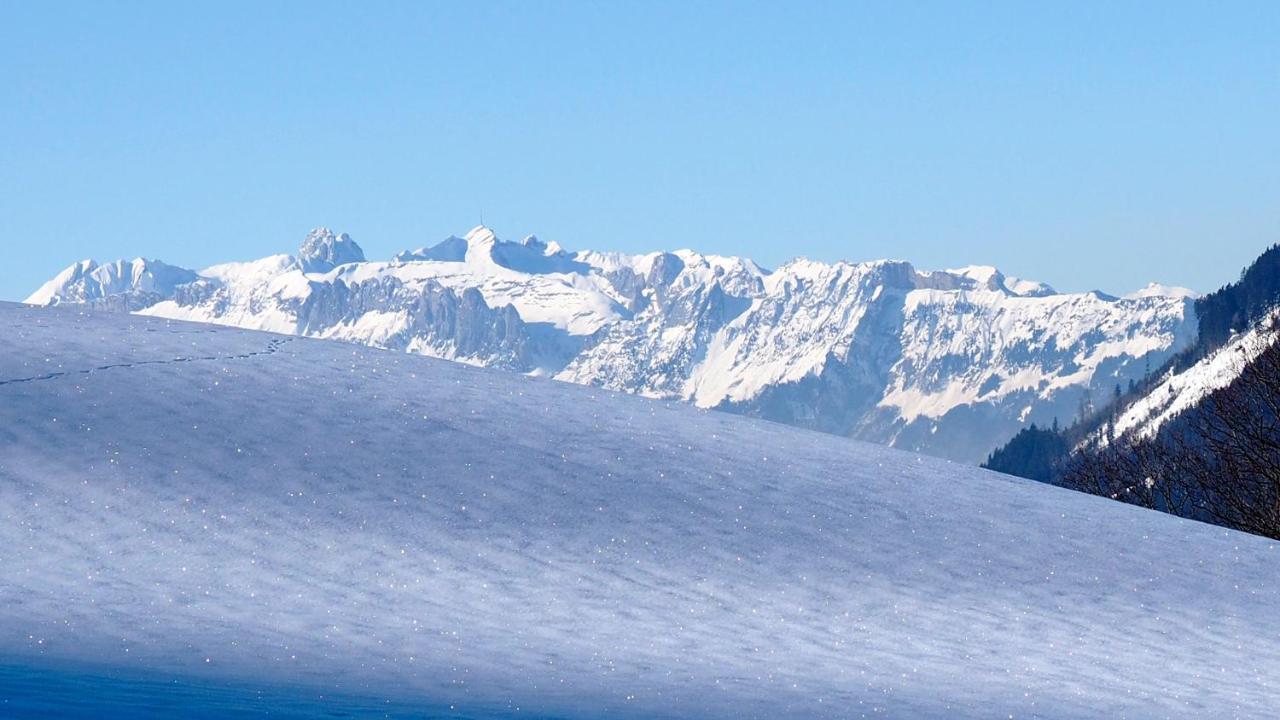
[298,228,365,273]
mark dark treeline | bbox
[1196,243,1280,351]
[982,423,1067,483]
[983,244,1280,539]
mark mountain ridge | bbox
[26,226,1198,462]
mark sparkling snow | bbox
[1,302,1277,718]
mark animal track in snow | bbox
[0,336,292,387]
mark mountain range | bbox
[26,226,1198,462]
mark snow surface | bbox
[2,301,1277,718]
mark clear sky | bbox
[2,1,1277,300]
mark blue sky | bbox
[2,1,1277,300]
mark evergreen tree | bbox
[982,424,1069,483]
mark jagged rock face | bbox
[26,226,1198,462]
[295,277,534,370]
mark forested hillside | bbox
[983,244,1280,538]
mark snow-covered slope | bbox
[0,302,1277,718]
[26,227,1198,462]
[1107,311,1280,441]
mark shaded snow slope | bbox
[26,227,1197,463]
[2,302,1273,718]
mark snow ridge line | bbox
[0,336,293,387]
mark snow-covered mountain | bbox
[3,301,1278,718]
[27,226,1198,462]
[27,257,199,311]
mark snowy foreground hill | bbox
[26,227,1197,463]
[1,302,1278,719]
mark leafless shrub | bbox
[1062,326,1280,539]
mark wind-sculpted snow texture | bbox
[26,227,1197,463]
[1,302,1277,718]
